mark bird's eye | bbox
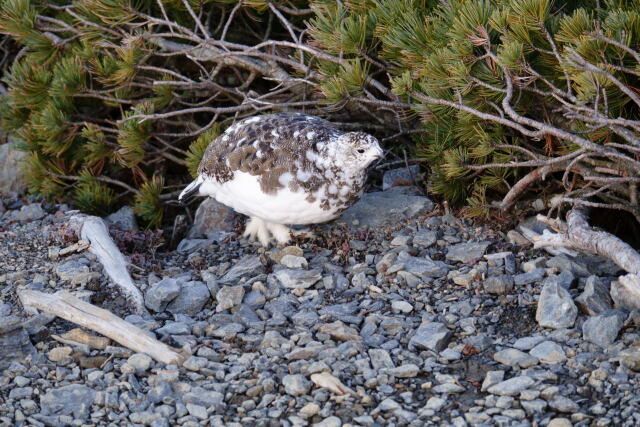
[357,149,365,154]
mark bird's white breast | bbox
[200,172,340,225]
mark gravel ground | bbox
[1,187,640,427]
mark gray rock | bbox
[582,309,626,347]
[395,252,448,278]
[13,203,46,222]
[282,374,311,396]
[487,376,535,396]
[575,276,613,316]
[55,260,93,285]
[410,322,452,351]
[40,385,96,420]
[548,396,579,413]
[391,300,413,313]
[166,281,210,315]
[446,242,490,263]
[413,229,438,248]
[274,268,322,289]
[382,165,420,190]
[216,286,245,312]
[220,255,265,283]
[187,198,236,238]
[145,278,180,312]
[126,353,152,374]
[105,206,138,231]
[183,388,225,412]
[493,348,539,368]
[484,275,514,295]
[529,341,566,364]
[536,280,578,329]
[183,356,208,372]
[0,141,27,197]
[482,371,505,392]
[336,189,434,228]
[313,416,342,427]
[369,349,395,370]
[176,238,214,253]
[513,336,546,352]
[387,364,420,378]
[546,254,590,277]
[610,275,640,311]
[618,347,640,371]
[280,255,308,269]
[156,321,190,336]
[543,271,576,290]
[514,268,546,285]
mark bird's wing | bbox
[198,113,342,195]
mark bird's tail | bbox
[178,176,204,205]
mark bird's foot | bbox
[243,217,291,247]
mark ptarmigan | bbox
[178,113,383,246]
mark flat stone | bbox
[176,238,213,253]
[514,268,546,285]
[166,281,210,315]
[280,255,308,269]
[575,276,612,316]
[484,275,514,295]
[313,416,342,427]
[432,383,465,393]
[493,348,539,368]
[387,364,420,378]
[187,198,236,238]
[216,285,245,312]
[536,280,578,329]
[382,165,420,190]
[548,418,572,427]
[336,188,434,228]
[546,254,590,277]
[582,309,626,347]
[446,242,490,263]
[274,268,322,289]
[548,396,579,413]
[40,385,96,420]
[395,252,448,278]
[182,388,225,411]
[282,374,311,396]
[318,321,361,341]
[391,300,413,313]
[513,335,545,351]
[529,341,566,364]
[487,376,535,396]
[183,356,208,372]
[410,322,452,352]
[145,278,180,312]
[219,255,264,283]
[413,229,437,248]
[369,349,395,370]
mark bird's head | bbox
[335,132,383,171]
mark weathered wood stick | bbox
[68,214,146,314]
[18,289,186,365]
